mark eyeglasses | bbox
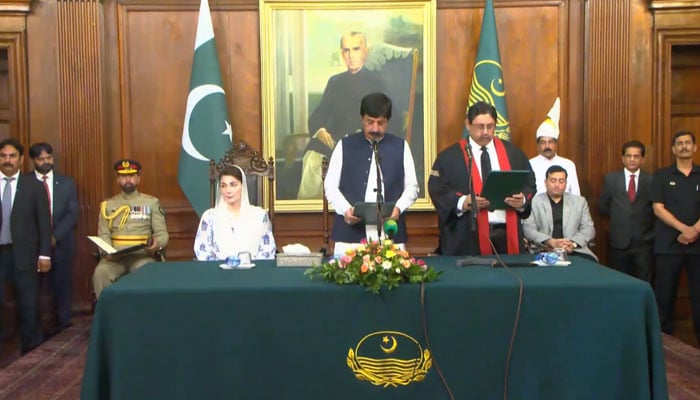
[472,124,496,132]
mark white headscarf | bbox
[212,165,267,258]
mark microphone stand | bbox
[372,139,383,242]
[465,143,477,232]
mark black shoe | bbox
[20,342,40,356]
[45,321,73,339]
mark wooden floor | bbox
[0,316,698,399]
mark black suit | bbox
[0,173,52,353]
[598,169,654,281]
[33,171,78,329]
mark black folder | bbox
[352,201,395,224]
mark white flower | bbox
[382,261,392,270]
[395,268,401,274]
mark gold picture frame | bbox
[260,0,436,212]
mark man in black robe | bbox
[428,102,536,256]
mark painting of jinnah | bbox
[270,9,426,204]
[297,32,387,199]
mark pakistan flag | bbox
[178,0,232,217]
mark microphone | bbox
[456,256,497,267]
[383,218,398,240]
[372,139,381,161]
[464,141,478,231]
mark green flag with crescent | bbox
[178,0,233,217]
[467,0,510,141]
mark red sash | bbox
[459,138,520,255]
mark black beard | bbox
[121,183,136,194]
[36,163,53,174]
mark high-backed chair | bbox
[209,141,275,226]
[320,156,331,255]
[364,42,419,144]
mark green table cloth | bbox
[81,256,668,400]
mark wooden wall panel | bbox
[57,1,105,310]
[671,47,700,144]
[585,0,630,190]
[584,0,631,263]
[652,8,700,167]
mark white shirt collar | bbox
[34,170,54,180]
[468,137,494,152]
[1,170,20,180]
[624,168,639,179]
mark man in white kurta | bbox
[528,97,581,195]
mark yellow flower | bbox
[345,249,357,258]
[356,245,366,253]
[384,239,394,246]
[385,250,396,259]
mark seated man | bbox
[92,159,169,299]
[523,165,597,261]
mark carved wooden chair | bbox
[209,141,275,226]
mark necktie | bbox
[628,174,636,202]
[42,175,52,223]
[480,146,492,181]
[0,177,14,244]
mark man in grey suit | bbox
[523,165,597,261]
[598,140,653,281]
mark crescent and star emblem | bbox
[181,84,233,161]
[380,335,398,354]
[474,59,506,96]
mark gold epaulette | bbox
[101,201,131,230]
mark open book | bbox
[87,236,145,256]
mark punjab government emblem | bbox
[347,330,432,387]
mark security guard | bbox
[92,159,168,299]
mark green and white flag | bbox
[467,0,511,141]
[178,0,232,216]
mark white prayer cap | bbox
[535,97,561,141]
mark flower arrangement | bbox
[304,239,441,294]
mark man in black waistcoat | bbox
[323,92,419,256]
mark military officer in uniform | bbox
[92,159,168,299]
